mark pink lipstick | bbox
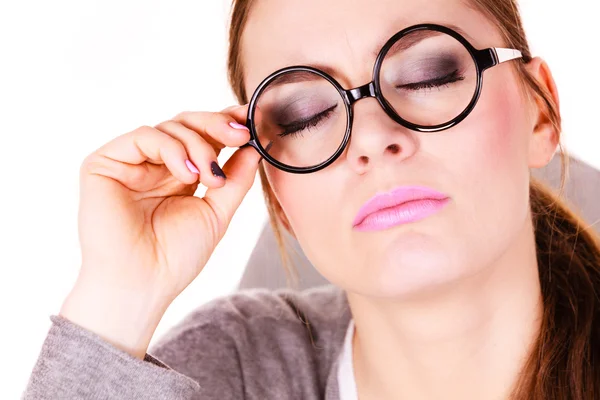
[353,185,450,232]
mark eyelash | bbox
[276,70,462,137]
[279,104,338,137]
[397,69,464,91]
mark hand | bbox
[60,105,261,358]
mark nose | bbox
[345,97,418,175]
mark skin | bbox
[58,0,559,398]
[241,0,560,398]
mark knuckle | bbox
[220,105,238,113]
[176,110,213,126]
[134,124,156,136]
[154,119,177,132]
[215,112,232,125]
[131,125,164,147]
[174,110,190,119]
[80,153,101,175]
[131,125,163,143]
[173,110,196,121]
[126,164,149,186]
[168,136,187,155]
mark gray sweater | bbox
[23,285,351,400]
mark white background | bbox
[0,1,598,398]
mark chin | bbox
[354,233,467,300]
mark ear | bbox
[525,57,561,169]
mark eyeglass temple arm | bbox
[493,48,523,64]
[477,47,523,71]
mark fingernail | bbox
[211,161,226,179]
[186,160,199,174]
[229,122,249,131]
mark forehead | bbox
[241,0,501,96]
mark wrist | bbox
[59,269,171,359]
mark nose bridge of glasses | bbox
[345,81,377,105]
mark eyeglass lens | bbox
[252,29,478,169]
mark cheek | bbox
[448,73,532,237]
[265,163,350,277]
[465,80,529,175]
[265,166,339,240]
[431,68,530,194]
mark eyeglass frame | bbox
[241,23,524,174]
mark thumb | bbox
[203,145,262,238]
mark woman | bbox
[24,0,600,398]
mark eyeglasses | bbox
[242,23,523,174]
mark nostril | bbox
[359,155,369,165]
[387,144,400,154]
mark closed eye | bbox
[396,69,464,91]
[278,104,338,138]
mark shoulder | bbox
[149,284,350,395]
[154,284,349,347]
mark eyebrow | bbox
[369,23,475,59]
[262,23,476,89]
[264,70,329,86]
[258,70,335,98]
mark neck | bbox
[347,217,543,400]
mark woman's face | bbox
[242,0,556,298]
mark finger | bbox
[92,126,199,186]
[203,145,261,238]
[173,107,251,152]
[154,120,226,189]
[223,103,264,134]
[220,103,250,124]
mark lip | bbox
[353,185,450,232]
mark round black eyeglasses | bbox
[241,23,523,174]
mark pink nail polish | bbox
[229,122,249,131]
[186,160,199,174]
